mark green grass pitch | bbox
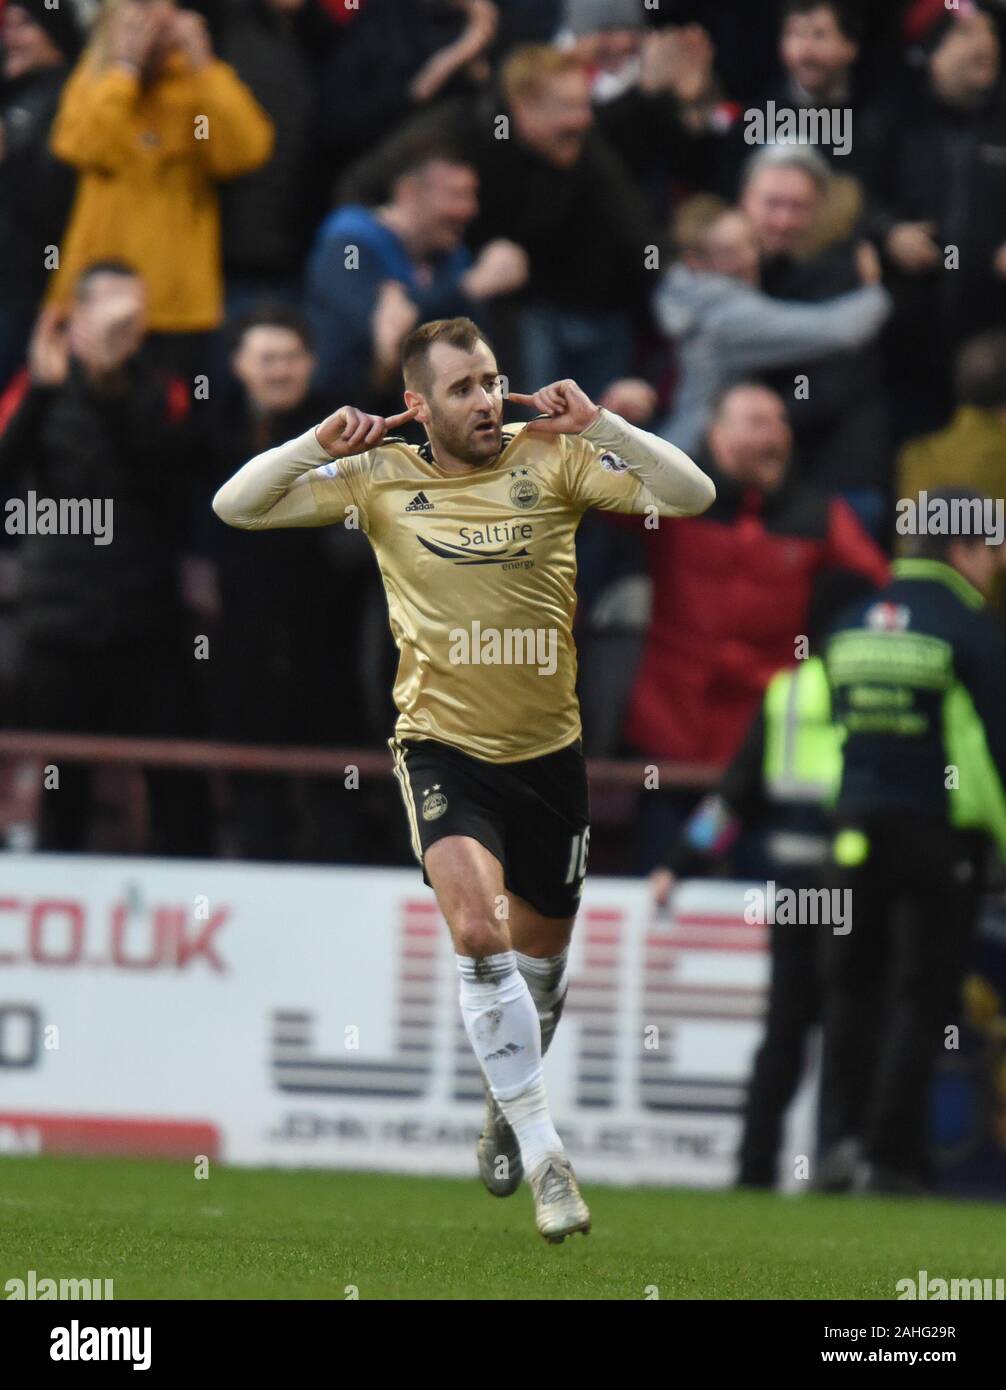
[1,1156,1001,1300]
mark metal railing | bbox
[0,731,719,788]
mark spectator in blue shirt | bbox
[305,129,527,407]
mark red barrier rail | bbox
[0,731,719,788]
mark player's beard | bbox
[430,411,502,467]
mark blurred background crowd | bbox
[1,0,1006,868]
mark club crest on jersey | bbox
[405,491,434,512]
[509,469,539,509]
[600,451,629,473]
[866,601,911,632]
[421,785,448,821]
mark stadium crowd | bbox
[0,0,1005,869]
[4,0,1006,1201]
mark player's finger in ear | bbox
[505,391,539,408]
[385,406,419,427]
[363,418,386,446]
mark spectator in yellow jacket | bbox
[897,329,1006,619]
[48,0,273,351]
[898,330,1006,506]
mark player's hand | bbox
[507,379,601,434]
[315,405,418,459]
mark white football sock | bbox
[514,948,569,1055]
[457,951,564,1172]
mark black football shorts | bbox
[391,736,590,919]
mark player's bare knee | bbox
[452,915,509,960]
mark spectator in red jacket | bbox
[625,381,889,869]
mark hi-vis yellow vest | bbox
[762,657,844,804]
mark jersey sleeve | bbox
[561,410,716,518]
[562,432,654,515]
[212,425,374,532]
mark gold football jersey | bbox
[264,423,666,762]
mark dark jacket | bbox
[592,84,723,208]
[342,89,661,315]
[711,74,897,194]
[204,387,368,742]
[0,357,201,646]
[219,0,326,279]
[0,66,76,308]
[858,75,1006,347]
[826,558,1006,844]
[624,466,889,766]
[204,386,336,603]
[318,0,482,178]
[760,239,890,490]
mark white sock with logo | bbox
[457,951,564,1173]
[514,948,569,1055]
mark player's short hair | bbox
[500,45,586,106]
[228,302,314,354]
[75,259,141,298]
[740,143,831,196]
[955,330,1006,411]
[781,0,861,44]
[401,317,495,393]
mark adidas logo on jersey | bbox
[405,491,434,512]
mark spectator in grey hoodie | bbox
[656,195,890,459]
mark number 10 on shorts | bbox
[564,828,590,886]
